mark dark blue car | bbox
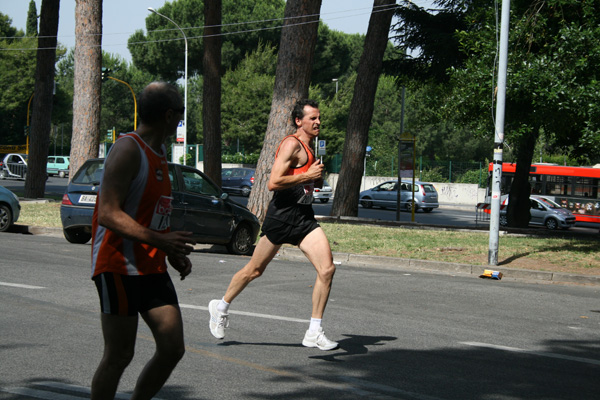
[221,167,255,197]
[60,159,260,255]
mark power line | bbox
[0,3,401,53]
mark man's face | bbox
[296,106,320,137]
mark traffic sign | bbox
[317,139,326,156]
[176,120,185,143]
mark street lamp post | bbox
[332,78,338,97]
[148,7,188,164]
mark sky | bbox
[1,0,433,63]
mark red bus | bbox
[488,162,600,225]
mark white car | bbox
[313,180,333,203]
[0,153,28,180]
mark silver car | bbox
[313,180,333,203]
[359,180,439,212]
[499,196,576,230]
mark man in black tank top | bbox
[208,99,339,351]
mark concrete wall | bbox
[325,173,486,206]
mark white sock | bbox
[217,297,230,313]
[309,318,322,333]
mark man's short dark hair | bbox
[291,99,319,128]
[137,82,183,125]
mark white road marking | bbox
[461,341,600,366]
[179,303,309,323]
[0,281,45,289]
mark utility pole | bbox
[488,0,512,265]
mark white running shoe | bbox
[208,299,229,339]
[302,327,339,351]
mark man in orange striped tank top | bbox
[90,82,196,400]
[209,99,338,351]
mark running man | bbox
[208,99,338,351]
[90,82,196,400]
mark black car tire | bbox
[405,201,417,212]
[360,198,373,208]
[241,186,251,197]
[545,218,558,230]
[0,204,13,232]
[226,223,254,256]
[63,227,92,244]
[319,198,329,203]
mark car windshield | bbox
[73,161,105,184]
[422,184,436,193]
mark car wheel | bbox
[0,170,6,179]
[545,218,558,230]
[226,223,254,256]
[63,227,92,244]
[59,171,66,178]
[319,198,329,203]
[499,214,508,226]
[0,204,13,232]
[405,201,417,212]
[423,208,433,213]
[360,198,373,208]
[241,186,251,197]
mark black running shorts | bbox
[261,216,320,246]
[93,272,179,316]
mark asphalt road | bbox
[1,233,599,399]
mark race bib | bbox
[150,196,173,231]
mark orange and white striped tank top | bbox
[91,133,172,277]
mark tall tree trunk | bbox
[203,0,222,185]
[330,0,396,217]
[71,0,102,179]
[25,0,59,199]
[507,130,539,228]
[247,0,322,223]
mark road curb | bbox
[16,223,600,286]
[277,247,600,286]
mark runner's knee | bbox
[318,263,336,282]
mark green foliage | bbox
[455,168,485,187]
[222,152,260,164]
[221,43,276,153]
[129,0,285,81]
[419,166,445,183]
[447,0,600,163]
[26,0,37,36]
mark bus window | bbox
[545,175,571,196]
[574,177,599,199]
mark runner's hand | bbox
[306,159,324,181]
[160,231,196,258]
[168,255,192,280]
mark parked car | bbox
[0,153,28,180]
[47,156,70,178]
[359,180,439,212]
[0,186,20,232]
[221,167,255,197]
[60,159,260,255]
[313,180,333,203]
[499,195,576,230]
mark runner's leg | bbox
[298,227,336,319]
[130,304,185,400]
[223,235,281,303]
[91,314,138,400]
